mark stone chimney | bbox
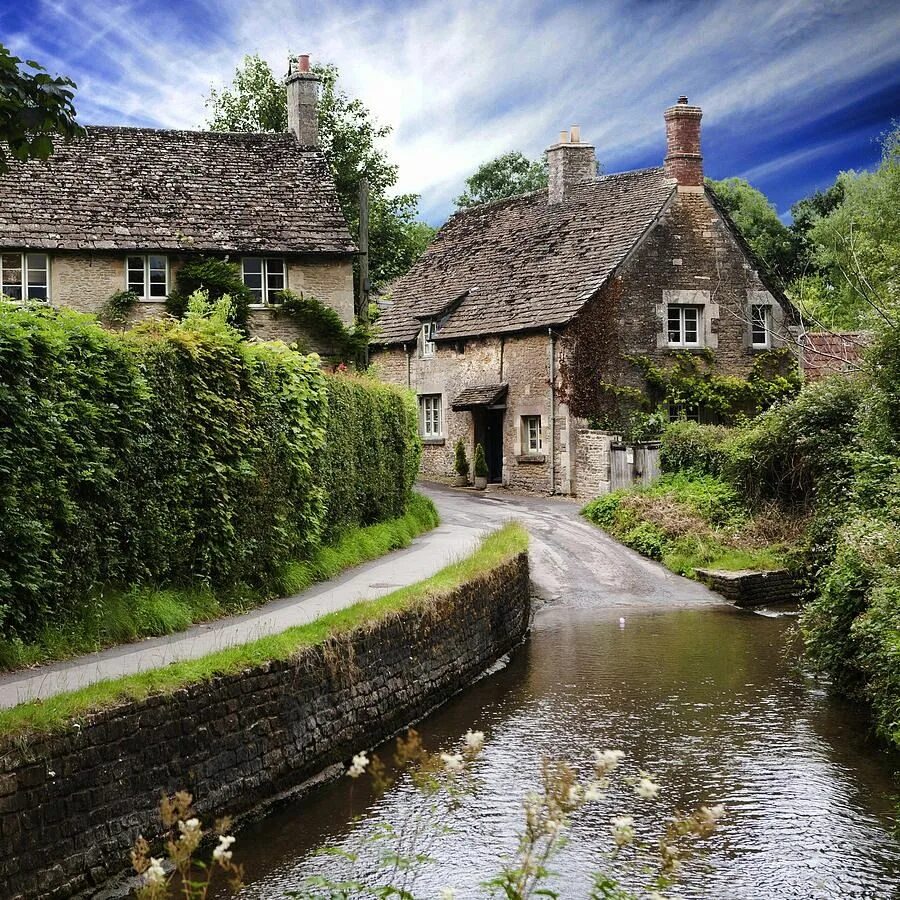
[286,54,320,146]
[664,96,703,190]
[546,126,597,204]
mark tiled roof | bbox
[801,331,867,380]
[0,126,354,254]
[375,168,675,344]
[451,383,509,410]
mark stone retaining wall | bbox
[694,567,797,607]
[0,553,531,899]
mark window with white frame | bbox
[750,303,770,348]
[421,319,437,358]
[127,255,168,299]
[241,257,285,305]
[667,304,701,347]
[522,415,542,454]
[419,394,442,439]
[1,253,49,301]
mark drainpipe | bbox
[548,328,556,495]
[404,344,411,389]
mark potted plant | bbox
[473,443,489,490]
[453,438,470,486]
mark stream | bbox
[220,601,900,899]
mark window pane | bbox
[242,257,262,274]
[667,308,681,343]
[2,254,23,300]
[683,307,699,343]
[148,258,167,297]
[751,304,768,344]
[25,253,47,272]
[127,257,145,294]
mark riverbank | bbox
[0,524,530,899]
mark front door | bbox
[475,409,504,483]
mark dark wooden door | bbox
[475,409,504,483]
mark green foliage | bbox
[0,522,526,739]
[165,256,253,328]
[474,443,489,478]
[454,438,470,477]
[0,301,420,643]
[659,421,733,476]
[706,177,800,284]
[0,494,438,671]
[0,43,84,172]
[274,290,369,364]
[204,56,432,288]
[319,373,421,539]
[455,151,550,209]
[630,347,801,423]
[99,289,140,326]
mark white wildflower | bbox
[178,817,201,840]
[584,780,607,802]
[212,834,236,863]
[464,729,485,752]
[47,770,55,778]
[634,772,660,800]
[593,748,625,775]
[609,815,635,847]
[145,857,165,885]
[348,751,369,778]
[439,889,456,900]
[440,752,464,774]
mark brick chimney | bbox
[286,54,320,146]
[547,126,597,204]
[664,96,703,190]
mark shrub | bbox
[454,438,469,477]
[621,521,668,560]
[581,492,624,528]
[273,290,369,364]
[99,289,140,326]
[474,443,488,478]
[165,257,253,328]
[659,421,733,476]
[0,301,419,641]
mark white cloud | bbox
[4,0,899,223]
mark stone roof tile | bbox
[376,168,675,344]
[0,126,354,255]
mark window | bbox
[419,394,442,439]
[522,416,542,454]
[242,257,285,305]
[667,304,701,347]
[421,319,437,358]
[1,253,49,301]
[750,303,770,348]
[127,255,168,298]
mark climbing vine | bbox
[99,289,139,327]
[165,257,253,329]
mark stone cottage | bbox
[371,98,794,496]
[0,56,354,343]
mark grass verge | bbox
[0,522,528,740]
[0,493,439,672]
[581,472,806,578]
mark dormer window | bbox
[242,257,286,306]
[421,318,437,358]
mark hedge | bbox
[0,302,420,642]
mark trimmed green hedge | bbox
[0,302,420,642]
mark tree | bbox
[455,151,549,209]
[706,177,799,284]
[0,43,84,173]
[205,55,433,291]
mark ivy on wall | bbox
[99,289,140,327]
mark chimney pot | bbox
[570,125,581,143]
[559,130,569,144]
[298,54,310,73]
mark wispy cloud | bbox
[2,0,899,223]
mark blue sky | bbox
[3,0,899,226]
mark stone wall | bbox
[42,251,353,343]
[0,552,530,900]
[694,567,798,607]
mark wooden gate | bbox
[609,441,660,491]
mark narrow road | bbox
[0,483,719,709]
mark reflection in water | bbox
[226,606,900,899]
